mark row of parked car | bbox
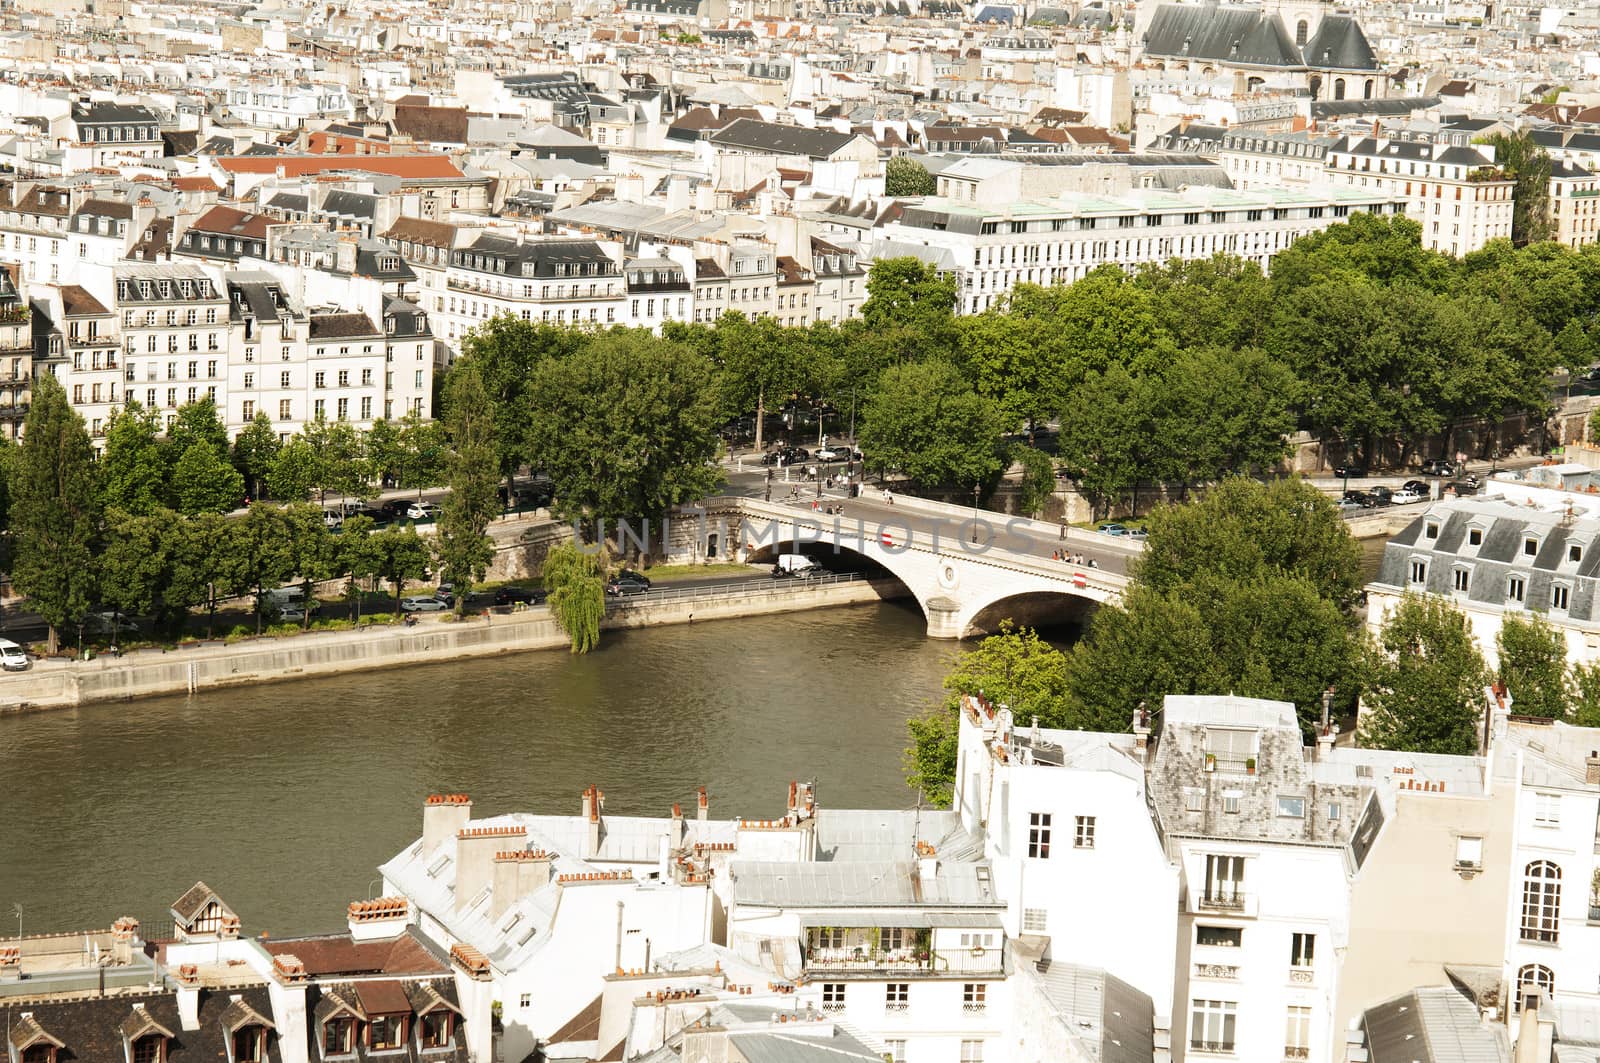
[323,499,439,529]
[759,444,864,466]
[1332,458,1465,480]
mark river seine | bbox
[0,602,956,935]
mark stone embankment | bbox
[0,577,908,713]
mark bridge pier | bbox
[925,596,964,639]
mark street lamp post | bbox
[971,483,981,543]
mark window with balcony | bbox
[1190,999,1236,1054]
[1521,861,1562,943]
[885,983,908,1011]
[963,984,987,1012]
[1285,1006,1311,1059]
[1202,855,1244,909]
[821,983,845,1011]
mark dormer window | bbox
[23,1044,57,1063]
[1508,575,1527,605]
[419,1012,453,1050]
[322,1019,355,1057]
[132,1035,166,1063]
[1569,543,1583,565]
[231,1026,267,1063]
[1524,536,1541,557]
[368,1015,407,1052]
[1467,527,1484,548]
[1424,520,1440,540]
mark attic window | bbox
[1468,527,1483,547]
[1525,536,1540,557]
[426,852,451,876]
[517,926,537,946]
[1570,544,1583,565]
[1424,521,1440,540]
[1277,797,1306,819]
[502,911,523,933]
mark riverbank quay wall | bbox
[0,578,909,712]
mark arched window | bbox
[1364,78,1375,99]
[1334,78,1347,100]
[1515,964,1555,1010]
[1295,19,1308,45]
[1521,861,1562,943]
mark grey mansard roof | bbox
[708,118,862,160]
[1373,497,1600,622]
[1361,986,1510,1063]
[1142,4,1302,67]
[1301,14,1379,70]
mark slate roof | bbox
[1142,3,1302,67]
[1031,963,1155,1063]
[171,880,231,922]
[0,987,281,1063]
[71,101,160,126]
[729,860,1005,909]
[307,312,380,340]
[1372,498,1600,623]
[708,119,861,160]
[1362,986,1509,1062]
[1301,14,1379,70]
[393,104,471,144]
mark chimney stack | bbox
[584,785,605,858]
[697,786,709,825]
[423,794,472,856]
[347,898,410,941]
[111,917,139,966]
[455,826,526,910]
[174,966,201,1030]
[490,850,553,920]
[670,803,684,845]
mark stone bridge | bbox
[696,491,1137,639]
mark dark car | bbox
[1402,480,1430,496]
[380,499,414,520]
[1366,486,1394,506]
[1445,477,1481,495]
[1343,490,1377,509]
[1333,463,1366,479]
[494,585,546,607]
[616,568,652,589]
[606,575,651,597]
[1420,459,1457,477]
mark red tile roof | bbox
[215,155,464,179]
[190,205,272,239]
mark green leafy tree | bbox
[1267,213,1455,294]
[1136,477,1364,607]
[1483,129,1553,245]
[1011,445,1056,518]
[338,514,381,621]
[282,503,339,629]
[529,331,723,533]
[99,400,168,515]
[373,523,432,613]
[232,411,282,502]
[167,512,243,638]
[1497,612,1570,719]
[884,156,936,197]
[457,316,583,487]
[266,435,318,504]
[859,257,958,362]
[1570,661,1600,727]
[396,412,450,493]
[1055,364,1156,519]
[858,360,1005,488]
[167,396,229,462]
[1361,595,1490,754]
[543,540,608,653]
[435,361,499,611]
[11,374,98,653]
[365,418,405,490]
[1133,255,1274,352]
[97,508,173,635]
[303,418,371,503]
[906,625,1072,804]
[712,313,820,451]
[1148,347,1296,489]
[169,440,246,515]
[1059,586,1219,732]
[233,504,295,635]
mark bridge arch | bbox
[962,589,1101,640]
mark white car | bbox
[0,639,29,671]
[323,510,345,530]
[405,502,440,521]
[400,595,450,613]
[1389,489,1425,504]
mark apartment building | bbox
[438,234,626,343]
[67,101,163,168]
[114,263,230,431]
[0,265,29,438]
[1323,136,1515,255]
[0,183,74,287]
[1549,160,1600,247]
[810,237,867,324]
[227,272,307,435]
[1150,696,1379,1063]
[876,186,1408,315]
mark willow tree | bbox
[543,541,607,654]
